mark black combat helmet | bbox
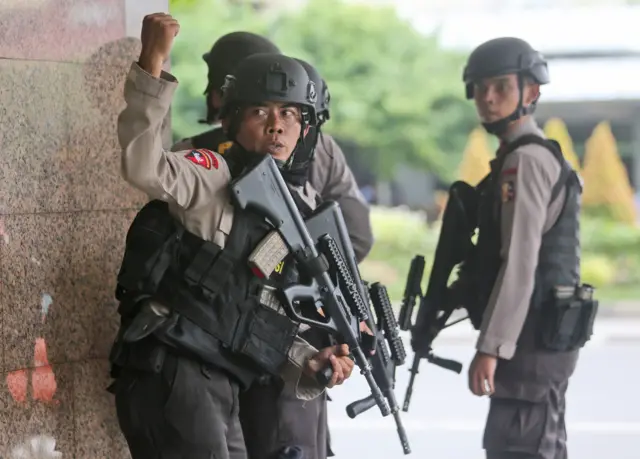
[463,37,549,134]
[201,32,281,123]
[294,58,331,126]
[220,53,319,177]
[220,53,318,126]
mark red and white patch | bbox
[502,167,518,176]
[501,181,515,203]
[184,149,218,170]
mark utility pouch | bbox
[231,298,299,375]
[537,284,599,352]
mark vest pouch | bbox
[122,300,171,343]
[231,298,299,375]
[110,335,168,375]
[117,201,182,294]
[537,285,599,352]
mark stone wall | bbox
[0,1,168,456]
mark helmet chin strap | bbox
[282,122,308,170]
[226,109,311,186]
[481,74,539,137]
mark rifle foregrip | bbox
[398,300,414,332]
[399,256,426,331]
[371,283,400,330]
[429,355,463,374]
[318,236,369,322]
[371,283,407,365]
[346,395,376,418]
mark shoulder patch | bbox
[217,141,233,156]
[185,149,218,170]
[501,181,515,203]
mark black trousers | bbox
[484,379,569,459]
[115,353,247,459]
[239,378,329,459]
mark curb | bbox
[405,317,640,345]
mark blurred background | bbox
[169,0,640,305]
[168,1,640,458]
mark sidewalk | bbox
[599,300,640,318]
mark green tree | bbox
[168,0,475,179]
[457,127,492,185]
[169,0,270,140]
[582,121,637,225]
[271,0,474,179]
[543,117,581,171]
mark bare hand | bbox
[139,13,180,77]
[305,344,355,388]
[468,351,497,396]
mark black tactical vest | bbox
[190,126,232,155]
[112,198,300,389]
[225,152,331,352]
[471,135,582,348]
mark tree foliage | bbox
[168,0,475,179]
[582,121,636,225]
[271,0,475,179]
[169,0,272,140]
[457,127,492,186]
[543,117,581,171]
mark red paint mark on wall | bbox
[6,338,58,405]
[6,369,28,403]
[33,338,58,403]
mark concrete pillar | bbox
[0,0,167,456]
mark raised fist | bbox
[139,13,180,77]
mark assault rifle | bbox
[230,155,411,453]
[344,281,410,454]
[306,201,411,455]
[399,181,479,412]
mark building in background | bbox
[431,4,640,188]
[360,2,640,208]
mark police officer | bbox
[457,37,596,459]
[171,32,373,263]
[237,58,337,459]
[110,13,355,459]
[172,31,280,154]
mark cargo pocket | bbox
[483,396,549,455]
[163,357,219,445]
[160,355,182,417]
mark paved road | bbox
[325,318,640,459]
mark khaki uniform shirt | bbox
[118,62,323,400]
[172,131,374,262]
[476,117,567,360]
